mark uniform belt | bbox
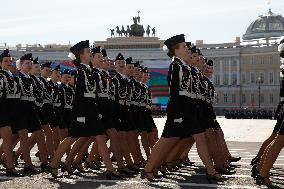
[119,100,125,105]
[6,94,20,99]
[125,101,131,106]
[179,91,197,99]
[35,102,43,107]
[64,105,73,109]
[98,93,109,98]
[20,96,35,101]
[281,97,284,102]
[140,103,147,107]
[43,99,52,104]
[131,102,140,106]
[196,94,205,101]
[84,93,96,98]
[53,103,61,107]
[205,99,213,104]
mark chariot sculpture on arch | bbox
[110,11,156,38]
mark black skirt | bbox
[41,104,59,128]
[16,101,42,133]
[60,108,72,129]
[162,96,204,138]
[35,106,49,126]
[97,98,116,130]
[69,98,104,138]
[0,99,22,133]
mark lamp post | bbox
[257,77,261,109]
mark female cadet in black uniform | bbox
[14,57,49,172]
[138,67,159,163]
[48,65,63,151]
[59,69,73,140]
[252,41,284,168]
[127,61,148,166]
[141,67,159,147]
[39,62,56,159]
[111,54,141,172]
[86,47,134,175]
[49,40,121,179]
[251,40,284,189]
[143,34,223,182]
[16,53,42,174]
[0,49,22,177]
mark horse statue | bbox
[142,25,145,36]
[146,25,151,37]
[121,25,127,37]
[110,29,115,38]
[152,27,156,37]
[126,25,131,37]
[115,26,122,37]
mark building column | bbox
[237,59,240,85]
[228,59,231,85]
[219,59,223,85]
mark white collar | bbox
[20,71,30,78]
[3,70,13,76]
[80,63,90,69]
[175,57,187,66]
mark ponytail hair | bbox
[168,43,180,59]
[72,49,85,68]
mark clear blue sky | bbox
[1,0,283,46]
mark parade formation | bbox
[0,34,283,189]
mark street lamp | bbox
[257,77,261,109]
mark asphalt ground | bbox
[0,141,283,189]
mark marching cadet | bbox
[251,40,284,189]
[39,62,56,159]
[134,65,152,160]
[127,61,147,165]
[15,53,42,174]
[111,53,141,172]
[49,40,121,179]
[88,47,135,175]
[140,67,158,148]
[13,57,49,170]
[28,57,49,171]
[59,69,73,140]
[49,65,63,150]
[0,49,22,177]
[143,34,224,182]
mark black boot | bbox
[6,168,24,177]
[40,163,49,173]
[24,165,40,175]
[105,170,124,180]
[256,174,280,189]
[251,156,260,166]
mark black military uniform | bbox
[0,49,21,132]
[140,67,157,133]
[48,65,63,128]
[68,40,104,138]
[161,34,201,138]
[17,54,41,132]
[112,53,132,132]
[59,69,74,129]
[273,69,284,135]
[30,57,48,126]
[40,62,57,128]
[203,60,221,130]
[91,46,114,131]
